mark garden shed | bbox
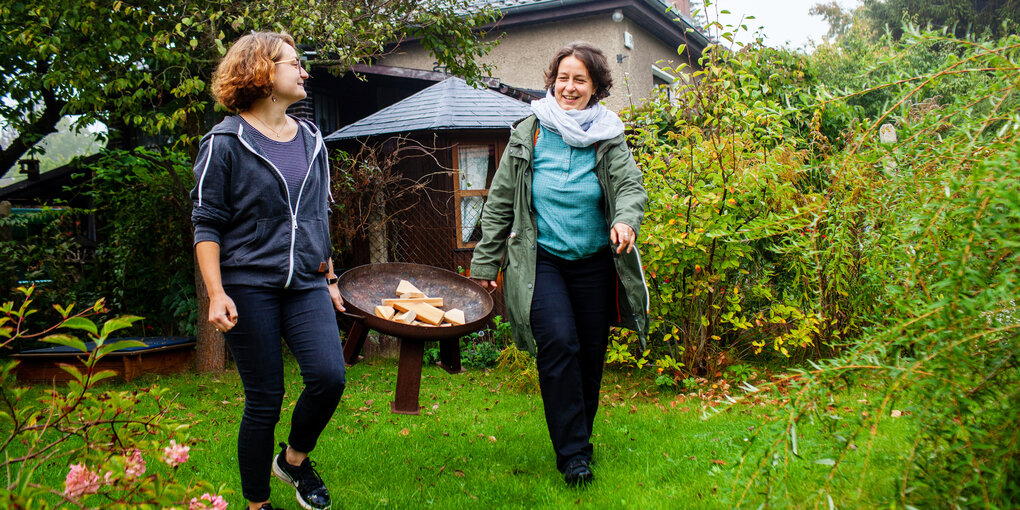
[325,77,533,279]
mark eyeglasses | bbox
[275,57,306,70]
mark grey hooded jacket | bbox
[190,115,334,290]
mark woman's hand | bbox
[473,278,498,290]
[328,282,346,312]
[610,223,636,254]
[208,292,238,333]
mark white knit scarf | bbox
[530,90,624,148]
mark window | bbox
[453,142,500,248]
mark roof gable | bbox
[325,77,532,141]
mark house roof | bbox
[468,0,711,55]
[324,77,533,141]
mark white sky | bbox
[703,0,862,51]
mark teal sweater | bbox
[532,126,608,260]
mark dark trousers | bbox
[530,246,615,472]
[223,285,347,502]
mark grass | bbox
[11,353,916,509]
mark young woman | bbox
[470,41,649,486]
[191,32,345,510]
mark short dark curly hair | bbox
[211,32,296,113]
[543,41,613,107]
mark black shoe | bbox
[564,457,594,487]
[272,443,332,510]
[256,504,277,510]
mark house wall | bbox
[378,13,693,112]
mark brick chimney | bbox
[668,0,693,17]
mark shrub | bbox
[726,29,1020,508]
[0,285,227,507]
[0,147,196,339]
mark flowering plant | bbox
[0,286,230,508]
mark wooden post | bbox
[0,201,11,242]
[193,251,227,372]
[1,201,12,291]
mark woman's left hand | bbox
[610,223,636,254]
[328,282,346,312]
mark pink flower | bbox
[124,449,146,478]
[189,493,228,510]
[64,463,101,498]
[162,439,190,467]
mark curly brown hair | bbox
[211,32,296,113]
[543,41,613,106]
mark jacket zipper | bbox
[235,123,323,288]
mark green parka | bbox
[470,115,650,354]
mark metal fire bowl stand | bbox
[338,263,494,415]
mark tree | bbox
[1,0,498,371]
[0,0,497,176]
[810,2,855,40]
[854,0,1020,40]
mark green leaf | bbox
[62,317,98,335]
[58,363,85,384]
[99,315,143,341]
[42,334,88,353]
[87,369,119,384]
[96,340,147,359]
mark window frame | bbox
[452,137,506,249]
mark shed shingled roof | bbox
[324,77,533,141]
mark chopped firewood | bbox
[383,297,443,307]
[374,305,395,320]
[396,280,424,297]
[439,323,452,327]
[394,310,416,324]
[399,291,426,299]
[391,301,445,325]
[443,308,465,326]
[411,320,437,327]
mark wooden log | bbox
[394,310,416,324]
[399,291,426,299]
[382,297,444,307]
[443,308,466,326]
[374,305,396,320]
[396,280,423,296]
[391,302,445,326]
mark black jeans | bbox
[223,285,346,502]
[530,246,615,472]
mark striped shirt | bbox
[242,118,308,208]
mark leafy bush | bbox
[725,29,1020,508]
[0,286,226,507]
[0,147,196,339]
[623,40,868,377]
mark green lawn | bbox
[17,354,916,509]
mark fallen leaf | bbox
[891,409,902,418]
[710,459,727,465]
[454,470,465,477]
[399,428,410,436]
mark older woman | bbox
[190,32,344,510]
[470,41,649,486]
